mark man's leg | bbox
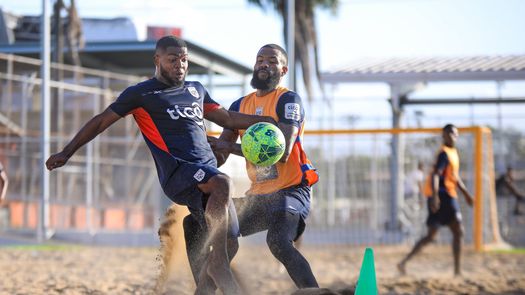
[184,213,240,292]
[183,214,209,283]
[266,211,318,288]
[196,174,240,295]
[448,219,464,276]
[397,225,439,275]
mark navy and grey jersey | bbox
[109,78,220,189]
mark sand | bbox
[0,242,524,295]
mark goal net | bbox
[222,126,505,251]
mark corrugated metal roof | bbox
[0,40,252,78]
[322,56,525,83]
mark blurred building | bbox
[0,8,250,78]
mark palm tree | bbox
[52,0,84,68]
[247,0,339,101]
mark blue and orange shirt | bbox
[109,78,220,189]
[229,86,318,195]
[423,145,460,198]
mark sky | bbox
[1,0,524,129]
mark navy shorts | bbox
[426,191,462,227]
[233,185,311,241]
[162,161,240,237]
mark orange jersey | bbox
[230,86,318,195]
[423,145,460,198]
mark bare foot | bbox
[397,262,406,275]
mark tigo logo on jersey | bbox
[166,102,204,125]
[193,169,206,182]
[284,103,301,121]
[188,87,200,98]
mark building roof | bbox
[0,39,252,78]
[322,55,525,83]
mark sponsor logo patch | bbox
[188,87,200,98]
[255,107,263,116]
[166,102,204,126]
[255,165,278,182]
[193,169,206,182]
[284,103,301,121]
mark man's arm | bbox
[457,176,474,206]
[430,171,440,213]
[504,176,525,199]
[209,121,298,166]
[207,129,241,167]
[204,108,276,130]
[277,122,298,163]
[46,107,121,171]
[0,170,8,202]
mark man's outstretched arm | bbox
[207,129,240,167]
[205,108,276,130]
[208,120,299,165]
[46,107,121,171]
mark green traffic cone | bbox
[354,247,378,295]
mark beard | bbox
[159,64,185,87]
[250,69,280,90]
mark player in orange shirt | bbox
[398,124,473,276]
[185,44,320,292]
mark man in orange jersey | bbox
[398,124,473,276]
[184,44,320,291]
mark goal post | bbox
[467,126,504,251]
[216,126,505,251]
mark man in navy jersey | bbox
[46,35,275,295]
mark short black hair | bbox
[156,36,187,51]
[261,44,288,66]
[442,123,456,132]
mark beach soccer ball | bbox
[241,122,285,167]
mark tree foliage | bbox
[247,0,339,101]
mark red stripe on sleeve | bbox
[131,108,169,153]
[204,103,221,114]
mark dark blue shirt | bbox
[110,78,220,188]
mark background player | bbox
[496,166,525,215]
[397,124,473,276]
